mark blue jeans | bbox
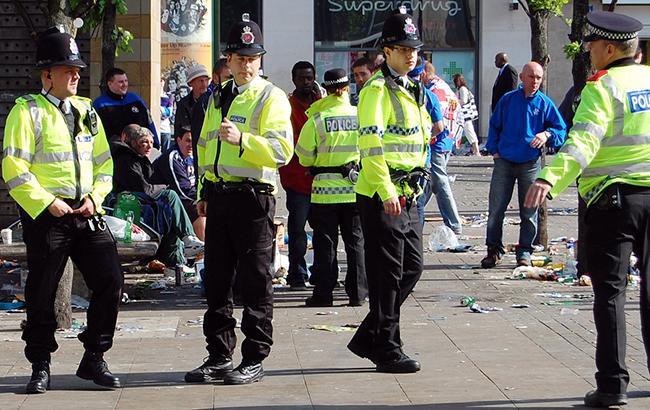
[285,188,311,285]
[486,157,540,259]
[416,151,462,233]
[160,132,172,154]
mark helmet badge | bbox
[241,26,255,45]
[69,38,80,55]
[404,18,417,35]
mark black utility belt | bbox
[592,183,650,211]
[388,167,428,184]
[310,162,359,177]
[203,179,273,196]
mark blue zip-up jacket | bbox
[487,86,566,163]
[422,87,444,162]
[93,90,159,147]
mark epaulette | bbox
[587,70,608,82]
[15,94,36,104]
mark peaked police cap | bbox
[224,13,265,56]
[584,11,642,42]
[380,7,423,49]
[36,27,87,69]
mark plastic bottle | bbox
[563,241,577,278]
[114,192,141,225]
[123,212,133,244]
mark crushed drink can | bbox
[460,296,475,307]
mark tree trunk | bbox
[570,0,591,94]
[529,7,551,250]
[101,2,117,87]
[54,260,73,329]
[46,0,76,35]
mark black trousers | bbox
[202,189,275,363]
[309,202,368,303]
[586,184,650,394]
[348,194,423,362]
[20,208,123,363]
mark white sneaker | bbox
[182,235,204,259]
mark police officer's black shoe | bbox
[584,389,627,407]
[184,356,233,383]
[76,351,121,388]
[223,361,264,385]
[375,355,421,373]
[304,296,333,307]
[25,361,50,394]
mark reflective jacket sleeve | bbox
[1,104,56,218]
[239,88,294,168]
[295,117,318,167]
[486,97,505,154]
[358,81,397,201]
[538,81,609,198]
[89,114,114,211]
[196,94,214,198]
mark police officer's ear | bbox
[47,71,52,80]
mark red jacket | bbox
[279,94,317,194]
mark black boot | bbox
[25,361,50,394]
[223,361,264,385]
[76,351,121,388]
[184,356,233,383]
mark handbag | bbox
[460,89,479,121]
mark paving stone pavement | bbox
[1,156,649,409]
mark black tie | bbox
[60,101,75,136]
[221,86,239,119]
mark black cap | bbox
[380,6,423,49]
[584,11,642,42]
[35,27,87,69]
[224,13,265,56]
[322,68,349,88]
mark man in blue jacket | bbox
[482,62,566,268]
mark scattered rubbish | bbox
[427,315,447,321]
[560,308,580,316]
[448,174,457,183]
[532,244,545,252]
[536,292,592,299]
[469,303,503,313]
[460,296,475,307]
[342,323,359,328]
[0,297,25,310]
[185,318,203,327]
[121,292,130,304]
[550,236,567,243]
[515,325,528,329]
[511,304,530,309]
[467,214,488,228]
[71,295,89,310]
[508,266,556,281]
[580,275,592,287]
[548,208,578,215]
[531,255,552,267]
[116,323,144,333]
[104,215,150,242]
[542,301,578,306]
[428,225,460,252]
[149,279,169,290]
[448,244,473,253]
[308,324,356,332]
[315,311,338,316]
[147,260,166,273]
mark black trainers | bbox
[25,361,50,394]
[223,361,264,385]
[583,389,627,407]
[76,351,121,388]
[185,356,233,383]
[481,247,504,269]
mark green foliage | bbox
[563,41,582,60]
[526,0,569,16]
[72,0,132,55]
[112,26,133,56]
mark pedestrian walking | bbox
[347,6,430,373]
[1,27,123,393]
[524,11,650,408]
[185,13,293,385]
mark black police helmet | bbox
[36,27,87,69]
[380,6,423,49]
[224,13,266,56]
[322,68,349,88]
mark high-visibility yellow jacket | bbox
[197,77,293,195]
[2,94,113,219]
[355,70,431,201]
[296,93,359,204]
[538,61,650,205]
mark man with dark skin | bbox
[491,52,519,112]
[279,61,321,289]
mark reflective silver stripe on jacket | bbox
[312,186,356,195]
[295,143,315,159]
[217,164,277,181]
[6,172,34,189]
[248,84,276,135]
[264,130,290,165]
[572,122,606,141]
[360,147,384,158]
[2,147,33,163]
[25,98,43,152]
[198,165,210,176]
[206,130,219,142]
[602,134,650,147]
[94,150,112,166]
[559,144,590,169]
[384,143,422,153]
[48,185,93,198]
[582,161,650,178]
[600,75,626,138]
[32,151,93,163]
[95,174,113,183]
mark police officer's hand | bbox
[524,179,552,208]
[72,196,95,218]
[48,198,73,217]
[219,118,242,145]
[197,200,207,217]
[530,131,549,149]
[383,197,401,216]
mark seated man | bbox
[111,124,204,267]
[153,126,205,240]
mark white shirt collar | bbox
[499,63,509,75]
[232,75,259,94]
[386,64,409,86]
[41,89,71,114]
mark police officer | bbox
[346,7,431,373]
[524,11,650,408]
[1,27,122,393]
[295,68,368,308]
[185,13,293,385]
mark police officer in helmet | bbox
[525,11,650,408]
[185,14,293,385]
[347,6,430,373]
[2,27,122,393]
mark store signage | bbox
[327,0,462,16]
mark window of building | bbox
[314,0,478,94]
